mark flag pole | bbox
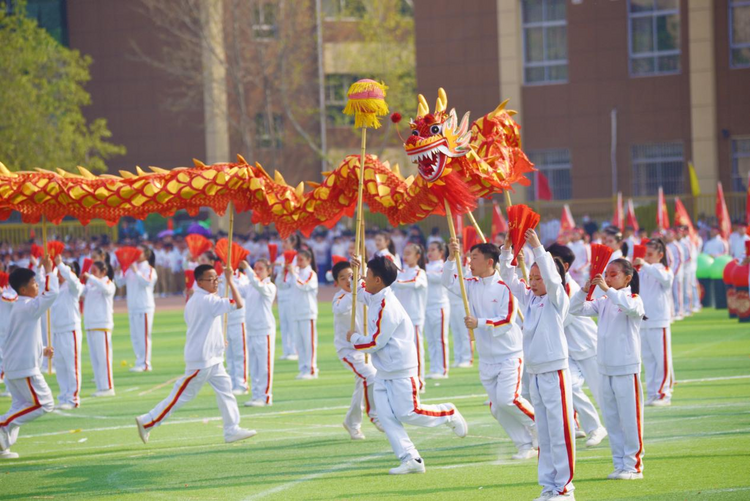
[42,216,52,375]
[445,201,474,341]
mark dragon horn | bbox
[417,94,429,117]
[488,99,511,120]
[435,88,447,113]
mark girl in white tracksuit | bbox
[571,258,646,480]
[391,243,428,391]
[593,227,625,299]
[222,269,250,394]
[82,261,116,396]
[374,231,402,270]
[50,258,84,408]
[274,235,300,360]
[634,238,674,406]
[282,249,319,378]
[425,242,451,378]
[115,247,157,372]
[500,231,576,500]
[240,259,277,407]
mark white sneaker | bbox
[129,366,146,373]
[389,458,425,475]
[232,389,248,396]
[446,405,468,438]
[483,399,491,405]
[607,469,622,479]
[343,423,365,440]
[549,493,575,500]
[0,427,9,451]
[457,362,473,369]
[511,447,537,460]
[613,471,643,480]
[244,400,267,407]
[650,398,671,407]
[56,403,74,411]
[286,354,299,361]
[296,373,315,380]
[575,429,586,439]
[92,389,116,397]
[0,450,19,460]
[225,428,257,444]
[0,391,10,397]
[532,492,553,501]
[429,373,448,380]
[586,427,608,447]
[135,417,149,444]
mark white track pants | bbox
[425,308,449,377]
[277,299,296,358]
[87,330,114,392]
[374,376,456,462]
[530,369,576,497]
[600,373,645,474]
[226,322,249,392]
[449,301,473,365]
[248,332,275,404]
[129,310,154,370]
[672,275,685,318]
[339,351,378,430]
[481,357,536,451]
[641,326,672,402]
[138,363,242,439]
[52,330,82,407]
[568,357,602,434]
[0,375,54,447]
[414,324,425,390]
[40,315,50,371]
[293,319,317,376]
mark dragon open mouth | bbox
[412,147,447,182]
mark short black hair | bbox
[546,243,574,267]
[10,268,36,293]
[367,255,398,287]
[194,264,215,281]
[470,242,500,266]
[332,261,351,282]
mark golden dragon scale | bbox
[0,107,533,238]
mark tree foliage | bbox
[0,1,125,172]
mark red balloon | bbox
[732,263,750,288]
[723,259,739,284]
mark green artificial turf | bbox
[1,306,748,500]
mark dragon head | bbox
[404,88,471,183]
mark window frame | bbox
[252,1,277,40]
[630,142,685,196]
[731,137,750,192]
[255,113,284,149]
[526,148,573,201]
[521,0,569,86]
[730,0,750,69]
[627,0,681,77]
[322,0,366,21]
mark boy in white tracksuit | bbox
[348,255,467,475]
[240,259,277,407]
[571,258,646,480]
[82,261,116,397]
[665,233,684,320]
[282,250,319,379]
[115,256,157,372]
[634,239,674,406]
[442,241,538,460]
[50,258,83,409]
[0,282,18,395]
[500,232,576,500]
[222,270,250,394]
[330,260,381,439]
[547,243,607,447]
[135,264,256,445]
[425,243,450,378]
[0,258,58,460]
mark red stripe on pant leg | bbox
[144,313,149,370]
[440,309,447,376]
[657,328,669,400]
[73,331,80,407]
[363,379,373,422]
[469,335,474,365]
[104,331,113,390]
[265,335,272,404]
[409,377,454,417]
[513,358,535,421]
[144,370,200,428]
[558,370,575,495]
[415,326,423,390]
[634,375,644,473]
[241,323,248,385]
[309,320,316,375]
[342,358,366,380]
[0,378,42,427]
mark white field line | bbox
[676,374,750,383]
[137,376,181,396]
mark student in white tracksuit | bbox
[546,243,607,448]
[222,270,250,394]
[374,231,403,270]
[571,258,646,481]
[0,284,18,392]
[442,241,537,460]
[666,231,684,321]
[634,238,674,406]
[282,249,319,379]
[50,258,83,409]
[135,264,256,445]
[240,259,277,407]
[392,244,428,391]
[499,231,576,500]
[424,242,451,378]
[593,227,624,300]
[274,234,300,360]
[348,255,467,475]
[0,258,58,460]
[330,260,380,439]
[115,249,157,372]
[82,261,116,397]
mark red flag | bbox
[454,211,464,236]
[626,198,639,232]
[491,202,508,237]
[332,255,348,266]
[633,244,646,271]
[657,186,670,230]
[268,243,279,263]
[536,171,553,201]
[559,204,575,235]
[717,182,732,240]
[587,244,614,300]
[215,238,250,270]
[612,192,624,231]
[745,174,750,229]
[462,226,478,255]
[508,204,541,266]
[185,270,195,289]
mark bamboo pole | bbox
[466,211,486,243]
[445,201,474,341]
[42,216,52,375]
[350,128,367,331]
[223,204,234,344]
[360,218,369,364]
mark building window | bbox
[628,0,680,76]
[732,138,750,192]
[253,2,277,39]
[322,0,366,20]
[325,74,361,127]
[731,1,750,68]
[255,113,283,149]
[631,142,684,196]
[527,149,572,200]
[13,0,69,46]
[522,0,568,85]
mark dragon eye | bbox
[430,125,441,134]
[411,130,419,136]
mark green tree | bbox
[0,1,125,172]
